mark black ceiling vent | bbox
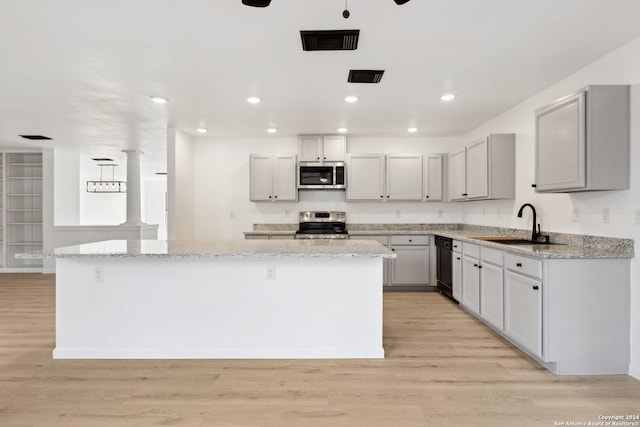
[348,69,385,83]
[19,135,52,140]
[92,158,114,162]
[300,30,360,51]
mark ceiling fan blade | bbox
[394,0,411,4]
[242,0,272,6]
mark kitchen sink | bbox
[471,236,561,245]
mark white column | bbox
[121,150,145,225]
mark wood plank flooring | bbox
[1,274,639,426]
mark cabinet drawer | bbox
[481,247,503,266]
[504,253,542,279]
[354,235,389,246]
[462,242,480,258]
[390,235,429,245]
[452,240,462,253]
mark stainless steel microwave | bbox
[298,162,346,190]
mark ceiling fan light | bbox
[242,0,272,7]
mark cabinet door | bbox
[461,255,480,314]
[390,245,430,285]
[386,155,423,200]
[273,155,297,201]
[504,270,542,358]
[466,137,489,199]
[321,135,346,161]
[535,92,585,191]
[249,155,273,201]
[424,154,443,201]
[448,148,467,201]
[452,252,462,302]
[298,135,323,161]
[346,154,385,201]
[480,262,504,330]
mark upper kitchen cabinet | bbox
[534,85,629,192]
[249,154,298,202]
[423,154,444,201]
[298,135,346,162]
[346,154,423,201]
[448,134,515,201]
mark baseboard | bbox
[629,363,640,381]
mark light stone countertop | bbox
[50,239,396,259]
[245,224,633,260]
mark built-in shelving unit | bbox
[4,152,43,270]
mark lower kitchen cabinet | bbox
[451,241,462,302]
[389,235,430,288]
[461,254,480,314]
[455,244,630,375]
[504,269,542,358]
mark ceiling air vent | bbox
[348,69,385,83]
[92,158,114,162]
[300,30,360,51]
[19,135,52,140]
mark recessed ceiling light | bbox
[345,96,359,103]
[196,128,208,133]
[440,93,456,102]
[337,128,348,133]
[247,97,261,104]
[266,127,278,134]
[408,127,418,133]
[151,96,168,104]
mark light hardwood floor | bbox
[1,274,639,426]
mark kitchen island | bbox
[52,239,394,359]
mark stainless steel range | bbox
[295,211,348,239]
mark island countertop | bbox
[52,239,396,259]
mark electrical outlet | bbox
[94,267,104,282]
[635,209,640,224]
[396,210,400,218]
[572,208,580,223]
[602,208,610,224]
[438,210,443,218]
[497,209,501,217]
[229,211,235,219]
[266,265,276,280]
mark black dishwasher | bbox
[435,236,454,300]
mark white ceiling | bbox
[2,0,640,174]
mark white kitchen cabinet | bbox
[461,253,480,314]
[346,154,385,201]
[451,240,462,302]
[386,155,423,201]
[456,244,630,375]
[346,154,423,201]
[298,135,346,162]
[535,85,629,192]
[448,148,466,201]
[504,269,542,358]
[249,154,297,202]
[479,251,504,331]
[423,154,443,201]
[448,134,515,201]
[389,235,430,287]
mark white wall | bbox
[191,136,463,240]
[53,148,80,225]
[459,36,640,379]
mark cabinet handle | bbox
[269,196,272,199]
[323,156,326,160]
[532,285,539,290]
[478,265,482,269]
[516,262,522,267]
[317,157,320,160]
[456,257,461,260]
[425,195,429,199]
[531,184,537,188]
[453,245,458,248]
[462,193,468,196]
[408,239,412,243]
[380,195,384,198]
[274,195,278,199]
[392,248,395,252]
[387,195,390,198]
[473,263,478,267]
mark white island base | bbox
[53,240,389,359]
